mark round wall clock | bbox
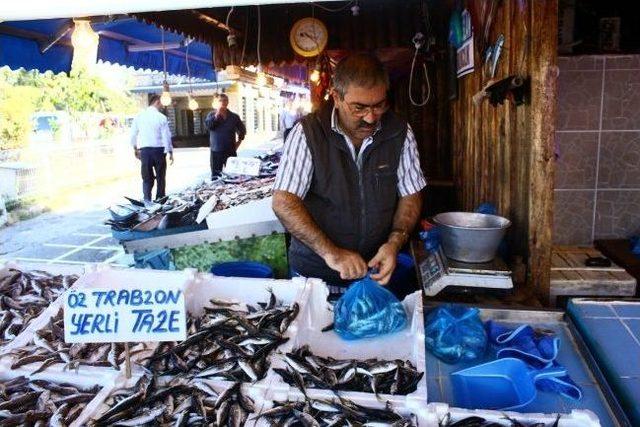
[290,17,328,58]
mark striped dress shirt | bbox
[274,108,427,198]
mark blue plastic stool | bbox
[210,261,274,278]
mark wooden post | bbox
[124,342,132,379]
[528,0,558,305]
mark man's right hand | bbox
[323,247,368,281]
[134,148,140,160]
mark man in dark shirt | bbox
[205,93,246,179]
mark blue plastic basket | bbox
[210,261,274,278]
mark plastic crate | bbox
[267,283,427,410]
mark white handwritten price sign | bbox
[63,286,187,343]
[224,157,261,176]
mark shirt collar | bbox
[330,107,382,138]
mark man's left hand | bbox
[368,242,399,285]
[168,152,174,165]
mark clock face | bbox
[290,18,328,57]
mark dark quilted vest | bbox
[289,103,407,286]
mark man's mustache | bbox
[357,120,377,129]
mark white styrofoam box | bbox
[0,261,90,355]
[73,263,198,291]
[0,352,140,427]
[424,403,602,427]
[0,269,183,367]
[77,374,268,427]
[253,394,431,427]
[185,273,310,318]
[267,282,427,409]
[0,259,87,277]
[181,273,313,392]
[205,196,280,230]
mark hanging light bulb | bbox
[256,70,268,87]
[309,69,321,83]
[160,81,172,107]
[71,19,98,50]
[188,96,199,110]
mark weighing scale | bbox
[411,240,513,296]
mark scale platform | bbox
[410,239,513,296]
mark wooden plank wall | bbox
[450,0,558,301]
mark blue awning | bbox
[0,18,215,79]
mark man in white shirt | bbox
[279,98,299,142]
[129,95,174,204]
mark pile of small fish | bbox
[0,376,99,426]
[256,397,416,426]
[185,176,275,212]
[275,345,424,396]
[148,292,298,382]
[0,268,77,343]
[90,375,255,426]
[106,176,275,232]
[106,195,205,232]
[439,414,561,427]
[9,308,155,372]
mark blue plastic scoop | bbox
[451,357,567,410]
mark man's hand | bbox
[368,242,400,285]
[323,247,368,281]
[168,152,174,165]
[134,148,140,160]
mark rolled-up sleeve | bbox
[161,119,173,153]
[397,125,427,197]
[273,123,313,198]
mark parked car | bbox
[29,112,72,145]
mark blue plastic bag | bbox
[334,275,407,340]
[631,236,640,258]
[425,304,487,364]
[475,202,498,216]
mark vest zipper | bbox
[357,163,366,253]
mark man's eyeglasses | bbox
[347,99,388,117]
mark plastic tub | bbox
[433,212,510,263]
[211,261,274,278]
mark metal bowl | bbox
[432,212,511,263]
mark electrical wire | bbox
[256,5,262,67]
[312,1,354,12]
[409,33,430,107]
[185,38,193,95]
[225,6,234,28]
[161,27,168,81]
[240,9,249,66]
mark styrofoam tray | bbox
[181,273,313,392]
[0,262,88,355]
[0,266,199,370]
[77,373,268,426]
[424,403,602,427]
[253,394,431,427]
[0,260,88,277]
[267,282,427,409]
[0,352,140,427]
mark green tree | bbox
[0,79,40,150]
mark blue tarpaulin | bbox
[0,18,215,79]
[0,19,73,74]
